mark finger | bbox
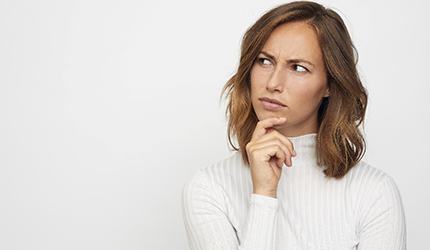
[268,152,283,178]
[269,159,281,178]
[251,140,291,166]
[275,156,285,169]
[260,130,297,157]
[273,146,287,168]
[252,117,287,140]
[253,143,287,168]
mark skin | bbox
[246,21,330,198]
[250,21,330,137]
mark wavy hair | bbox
[219,1,368,179]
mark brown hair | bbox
[219,1,368,179]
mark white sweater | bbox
[181,133,406,250]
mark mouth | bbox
[259,97,287,111]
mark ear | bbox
[323,88,330,98]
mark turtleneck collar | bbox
[286,132,317,159]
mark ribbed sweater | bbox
[181,133,406,250]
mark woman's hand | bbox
[245,117,296,198]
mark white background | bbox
[1,0,429,249]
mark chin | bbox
[257,111,283,120]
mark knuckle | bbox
[256,120,264,127]
[280,143,288,153]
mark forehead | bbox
[262,21,323,64]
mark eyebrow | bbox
[259,51,315,68]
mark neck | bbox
[286,132,317,160]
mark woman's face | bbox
[250,21,329,137]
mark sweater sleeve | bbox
[181,170,279,250]
[356,174,407,249]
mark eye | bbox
[292,64,308,73]
[257,57,272,66]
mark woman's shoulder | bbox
[346,160,402,200]
[182,151,248,194]
[349,159,393,180]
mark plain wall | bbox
[0,0,429,249]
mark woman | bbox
[181,1,406,249]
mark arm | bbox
[357,174,407,249]
[181,170,279,250]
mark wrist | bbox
[253,189,277,198]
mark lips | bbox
[259,97,286,111]
[259,97,286,107]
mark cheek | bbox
[250,67,268,87]
[250,67,268,97]
[288,77,327,108]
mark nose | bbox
[266,65,285,92]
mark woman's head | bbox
[250,20,329,137]
[220,1,368,179]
